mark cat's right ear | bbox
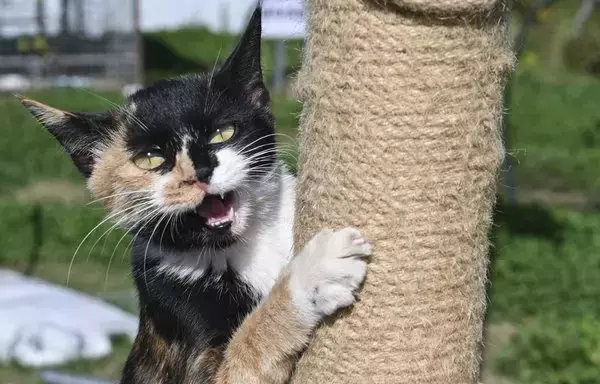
[18,96,114,177]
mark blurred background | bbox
[0,0,599,383]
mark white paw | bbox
[290,227,372,325]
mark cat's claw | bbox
[290,227,372,322]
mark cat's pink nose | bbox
[183,179,208,191]
[194,181,209,191]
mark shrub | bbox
[496,316,600,384]
[563,33,600,76]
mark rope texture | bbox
[290,0,513,383]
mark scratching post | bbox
[291,1,513,383]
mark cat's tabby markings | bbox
[20,6,372,384]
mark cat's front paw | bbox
[290,227,372,325]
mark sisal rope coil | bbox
[290,1,513,383]
[373,0,500,16]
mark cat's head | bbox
[20,8,277,251]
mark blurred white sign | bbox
[261,0,306,39]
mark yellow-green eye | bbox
[133,153,165,170]
[208,126,235,145]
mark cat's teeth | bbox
[205,207,235,228]
[220,193,225,200]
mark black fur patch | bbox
[120,8,270,383]
[121,239,259,383]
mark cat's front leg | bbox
[214,227,372,384]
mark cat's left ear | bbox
[18,96,114,177]
[219,6,268,106]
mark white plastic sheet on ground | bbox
[0,269,138,367]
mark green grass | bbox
[486,200,600,383]
[143,27,303,83]
[489,202,600,322]
[507,69,600,194]
[0,202,130,274]
[0,90,124,195]
[146,27,303,69]
[495,315,600,384]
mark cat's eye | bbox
[133,153,166,170]
[208,125,235,145]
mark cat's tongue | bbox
[197,193,234,229]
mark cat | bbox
[20,6,372,384]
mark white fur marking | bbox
[208,148,248,195]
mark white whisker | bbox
[121,208,163,262]
[104,228,132,291]
[204,49,222,114]
[143,212,169,290]
[235,132,295,155]
[87,190,153,205]
[84,200,155,260]
[159,214,174,254]
[80,88,150,133]
[67,200,157,284]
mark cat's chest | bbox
[151,235,291,303]
[228,235,293,297]
[183,270,259,334]
[135,269,258,360]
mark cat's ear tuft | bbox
[19,96,78,127]
[219,6,269,106]
[19,96,114,177]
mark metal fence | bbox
[0,0,141,90]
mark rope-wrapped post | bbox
[291,1,513,383]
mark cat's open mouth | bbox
[196,191,235,231]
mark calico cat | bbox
[20,7,372,384]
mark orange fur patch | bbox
[88,133,205,219]
[214,268,312,384]
[160,150,206,207]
